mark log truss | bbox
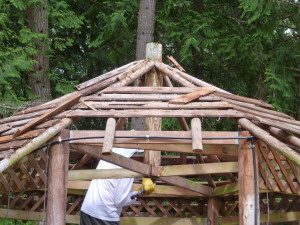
[0,58,299,224]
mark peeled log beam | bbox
[63,109,245,118]
[73,101,232,110]
[0,124,12,134]
[86,93,220,102]
[191,118,203,152]
[0,109,49,125]
[155,62,229,93]
[76,60,142,91]
[80,62,150,96]
[215,92,273,109]
[0,118,73,173]
[154,61,195,87]
[102,118,116,155]
[108,61,155,88]
[163,75,173,87]
[268,126,300,150]
[255,116,300,136]
[238,118,300,167]
[217,96,292,120]
[102,86,201,94]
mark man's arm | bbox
[114,178,137,208]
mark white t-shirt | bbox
[81,161,135,221]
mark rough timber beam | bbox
[71,144,151,176]
[71,144,212,196]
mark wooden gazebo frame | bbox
[0,43,299,224]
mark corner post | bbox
[46,129,70,225]
[238,131,259,225]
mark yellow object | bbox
[138,178,155,195]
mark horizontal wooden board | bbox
[156,162,239,177]
[68,168,143,180]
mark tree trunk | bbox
[192,0,205,79]
[132,0,156,130]
[27,0,51,101]
[135,0,156,61]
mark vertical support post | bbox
[238,131,259,225]
[207,198,220,225]
[102,118,116,155]
[144,43,162,168]
[191,118,203,152]
[47,130,70,225]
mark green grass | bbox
[0,219,39,225]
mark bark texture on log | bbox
[27,0,51,101]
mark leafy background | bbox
[1,0,299,126]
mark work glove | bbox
[138,178,155,195]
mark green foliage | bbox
[1,0,300,125]
[0,218,39,225]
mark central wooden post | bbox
[47,130,70,225]
[144,43,162,167]
[238,131,259,225]
[207,198,220,225]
